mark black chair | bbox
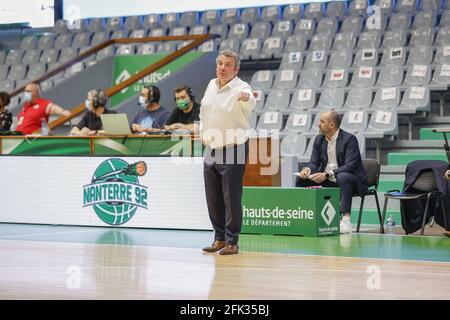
[382,170,448,235]
[356,158,383,233]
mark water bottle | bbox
[386,215,396,235]
[41,118,49,136]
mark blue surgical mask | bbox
[85,99,91,110]
[23,92,32,103]
[138,95,147,108]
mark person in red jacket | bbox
[16,83,71,134]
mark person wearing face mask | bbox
[131,85,171,134]
[15,83,71,135]
[70,89,116,136]
[0,91,12,131]
[164,85,200,133]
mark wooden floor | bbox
[1,239,449,299]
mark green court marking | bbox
[0,223,448,263]
[239,233,450,263]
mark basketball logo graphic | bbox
[83,158,148,225]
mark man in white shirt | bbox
[296,111,368,234]
[200,50,255,255]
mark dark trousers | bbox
[203,142,248,245]
[295,172,357,214]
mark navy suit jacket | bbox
[307,130,368,195]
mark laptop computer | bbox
[100,113,132,135]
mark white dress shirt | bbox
[200,76,255,149]
[324,129,340,182]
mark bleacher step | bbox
[388,152,448,165]
[380,165,406,174]
[377,179,404,192]
[420,128,449,140]
[413,116,450,125]
[393,139,444,148]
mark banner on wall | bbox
[111,52,204,108]
[0,156,340,237]
[0,0,54,28]
[0,156,211,229]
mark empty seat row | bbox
[52,0,450,36]
[250,63,450,91]
[234,28,450,55]
[0,63,49,82]
[221,13,450,41]
[0,47,99,66]
[246,44,446,68]
[256,108,398,141]
[252,86,430,114]
[18,27,193,51]
[217,29,450,64]
[52,8,450,46]
[9,33,443,72]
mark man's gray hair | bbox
[328,110,342,128]
[216,50,241,68]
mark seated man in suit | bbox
[296,110,368,234]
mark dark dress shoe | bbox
[219,244,239,255]
[202,240,226,252]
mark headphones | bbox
[92,89,108,108]
[174,85,195,102]
[143,85,158,104]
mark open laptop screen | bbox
[100,114,132,135]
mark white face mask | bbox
[23,92,32,103]
[138,95,148,108]
[85,99,91,110]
